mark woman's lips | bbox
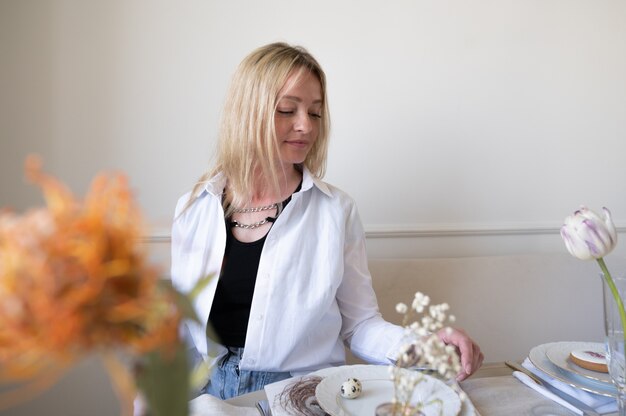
[285,140,309,148]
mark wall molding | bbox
[143,223,626,243]
[363,223,560,238]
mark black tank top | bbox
[208,228,266,347]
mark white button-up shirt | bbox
[171,168,404,375]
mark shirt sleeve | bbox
[336,200,405,364]
[170,192,192,292]
[170,193,200,344]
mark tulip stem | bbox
[598,258,626,341]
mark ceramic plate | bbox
[545,341,612,384]
[314,365,461,416]
[529,342,617,398]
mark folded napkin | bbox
[522,358,617,414]
[189,394,260,416]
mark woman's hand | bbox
[437,327,484,381]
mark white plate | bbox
[314,364,461,416]
[545,341,612,384]
[529,342,617,398]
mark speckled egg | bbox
[340,378,362,399]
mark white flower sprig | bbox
[388,292,462,416]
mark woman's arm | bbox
[336,199,483,378]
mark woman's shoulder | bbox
[319,181,354,203]
[307,178,359,218]
[303,169,355,204]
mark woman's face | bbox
[274,69,322,167]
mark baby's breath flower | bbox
[411,292,430,313]
[389,290,462,414]
[395,302,408,314]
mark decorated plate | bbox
[314,365,461,416]
[528,342,617,398]
[545,341,612,384]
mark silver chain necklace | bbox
[232,203,278,213]
[230,203,281,229]
[230,217,274,229]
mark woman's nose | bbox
[294,111,312,133]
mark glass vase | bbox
[602,273,626,415]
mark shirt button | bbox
[257,314,263,321]
[248,358,256,365]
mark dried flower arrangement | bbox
[385,292,463,416]
[0,157,209,416]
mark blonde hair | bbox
[190,42,330,211]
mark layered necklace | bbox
[229,203,281,229]
[227,173,301,229]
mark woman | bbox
[171,42,483,400]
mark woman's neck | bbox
[250,164,301,206]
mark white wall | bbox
[3,0,626,338]
[1,3,626,413]
[2,0,626,260]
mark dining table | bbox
[214,361,617,415]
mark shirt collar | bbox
[202,172,227,196]
[300,166,332,197]
[199,167,332,198]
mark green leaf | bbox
[188,274,214,300]
[156,274,214,324]
[134,341,190,416]
[189,360,212,391]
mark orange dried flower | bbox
[0,156,181,381]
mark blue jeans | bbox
[204,347,292,399]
